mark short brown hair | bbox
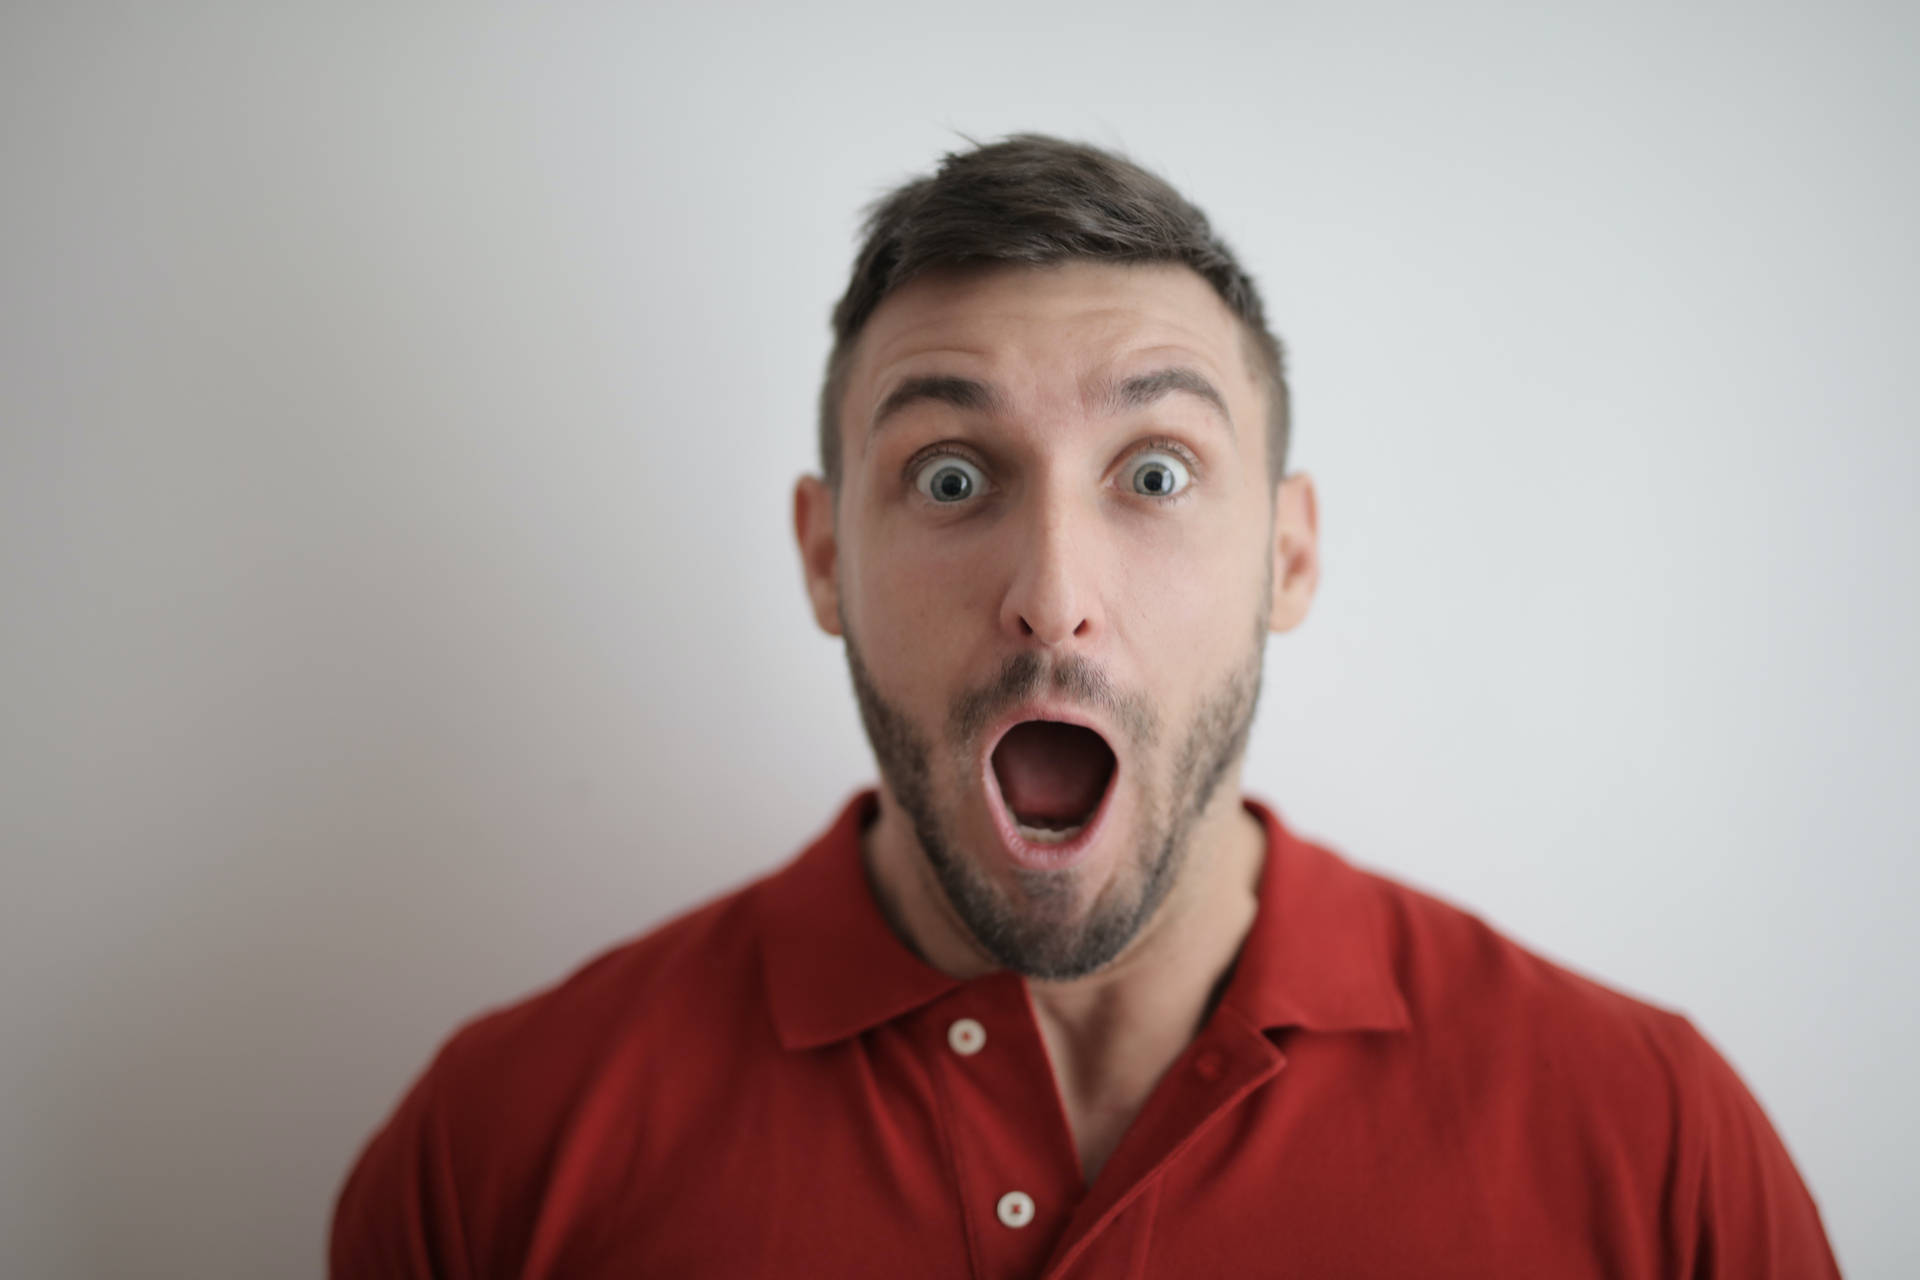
[818,134,1290,490]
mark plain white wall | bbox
[3,1,1914,1275]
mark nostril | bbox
[1015,614,1089,641]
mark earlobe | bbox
[1267,470,1321,634]
[793,474,845,637]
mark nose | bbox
[999,487,1100,647]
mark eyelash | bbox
[904,437,1202,502]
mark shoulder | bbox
[432,878,769,1101]
[1328,854,1838,1275]
[1297,847,1706,1176]
[330,873,779,1277]
[1349,856,1696,1066]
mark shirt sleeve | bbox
[330,1050,475,1280]
[1668,1017,1841,1279]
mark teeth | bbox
[1017,822,1085,845]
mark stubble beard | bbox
[842,597,1268,981]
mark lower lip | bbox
[979,742,1120,873]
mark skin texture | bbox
[793,260,1322,1181]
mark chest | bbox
[494,992,1664,1280]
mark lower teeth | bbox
[1017,821,1085,845]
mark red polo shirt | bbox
[332,790,1839,1277]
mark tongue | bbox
[992,722,1114,826]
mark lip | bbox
[976,702,1122,872]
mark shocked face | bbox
[801,260,1303,980]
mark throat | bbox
[1030,1000,1185,1186]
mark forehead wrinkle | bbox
[851,268,1260,452]
[867,346,1079,437]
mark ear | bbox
[1267,470,1320,634]
[793,474,845,636]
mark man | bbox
[332,135,1839,1277]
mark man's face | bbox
[798,260,1312,980]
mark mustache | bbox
[947,651,1161,751]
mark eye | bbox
[1126,450,1192,498]
[913,455,988,504]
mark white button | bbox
[996,1190,1035,1228]
[948,1017,986,1056]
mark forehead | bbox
[848,261,1257,406]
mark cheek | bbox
[1115,540,1269,744]
[1115,517,1256,638]
[842,515,993,657]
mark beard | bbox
[841,584,1268,981]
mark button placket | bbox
[924,978,1082,1278]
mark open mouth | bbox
[989,720,1118,846]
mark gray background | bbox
[3,1,1913,1275]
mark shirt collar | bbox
[756,789,1408,1051]
[756,790,960,1050]
[1223,794,1411,1034]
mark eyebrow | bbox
[870,375,1007,437]
[867,365,1234,440]
[1104,367,1233,433]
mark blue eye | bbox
[914,456,987,504]
[1129,451,1191,498]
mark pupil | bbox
[1142,468,1166,493]
[937,470,970,500]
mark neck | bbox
[861,781,1269,1182]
